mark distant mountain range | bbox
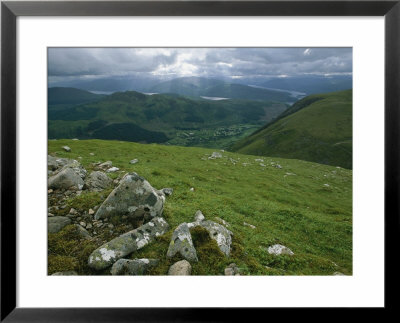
[231,89,352,169]
[50,74,352,98]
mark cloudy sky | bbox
[48,47,352,84]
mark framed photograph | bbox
[1,0,399,320]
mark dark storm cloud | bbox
[48,47,352,81]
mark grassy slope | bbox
[48,139,352,275]
[231,90,352,169]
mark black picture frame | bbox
[1,1,399,321]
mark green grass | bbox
[231,89,352,169]
[48,138,352,275]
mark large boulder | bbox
[88,217,169,270]
[48,216,71,233]
[84,171,112,191]
[48,167,84,190]
[47,155,76,171]
[267,244,294,256]
[110,258,159,275]
[168,260,192,275]
[94,173,165,222]
[167,223,198,262]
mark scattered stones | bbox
[129,159,139,164]
[72,138,79,141]
[215,217,229,227]
[62,146,71,152]
[161,188,173,196]
[88,217,169,270]
[85,171,112,191]
[260,163,266,167]
[255,158,264,162]
[267,244,294,256]
[107,167,120,173]
[208,152,222,159]
[48,216,71,233]
[274,164,282,169]
[69,208,77,215]
[167,223,198,262]
[224,263,240,276]
[94,173,166,222]
[243,222,256,229]
[110,258,159,275]
[51,271,77,276]
[88,208,95,215]
[168,260,192,275]
[324,183,330,187]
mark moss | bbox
[48,255,78,274]
[67,189,112,212]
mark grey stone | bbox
[48,163,86,190]
[168,260,192,275]
[194,210,205,222]
[267,244,294,256]
[85,171,112,191]
[48,216,71,233]
[200,220,233,257]
[47,155,75,171]
[88,217,169,270]
[51,271,77,276]
[224,263,240,276]
[110,258,159,275]
[129,159,139,164]
[107,167,120,173]
[243,222,256,229]
[62,146,71,152]
[99,161,112,169]
[161,188,173,196]
[167,223,198,262]
[208,152,222,159]
[94,173,166,222]
[75,224,91,239]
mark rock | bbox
[110,258,159,275]
[94,173,166,222]
[88,208,95,215]
[161,188,173,196]
[88,217,169,270]
[333,272,346,276]
[189,187,194,192]
[215,217,229,227]
[48,164,86,190]
[243,222,256,229]
[99,161,112,169]
[129,159,139,164]
[168,260,192,275]
[69,208,77,215]
[51,271,77,276]
[79,221,86,227]
[48,189,53,194]
[86,223,93,229]
[274,164,282,169]
[167,223,198,262]
[62,146,71,152]
[48,216,71,233]
[47,155,76,171]
[267,244,294,256]
[75,224,91,239]
[194,210,205,222]
[208,152,222,159]
[224,263,240,276]
[89,153,95,156]
[85,171,112,191]
[107,167,120,173]
[200,220,233,257]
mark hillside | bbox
[231,90,352,169]
[48,90,288,149]
[149,77,294,102]
[48,87,106,105]
[48,139,352,276]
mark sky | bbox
[48,47,352,84]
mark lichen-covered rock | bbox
[48,167,85,190]
[110,258,159,275]
[200,220,233,257]
[88,217,169,270]
[168,260,192,275]
[75,224,91,239]
[84,171,112,191]
[48,155,72,171]
[224,263,240,276]
[48,216,71,233]
[94,172,165,222]
[161,188,173,196]
[267,244,294,256]
[51,271,77,276]
[167,223,198,262]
